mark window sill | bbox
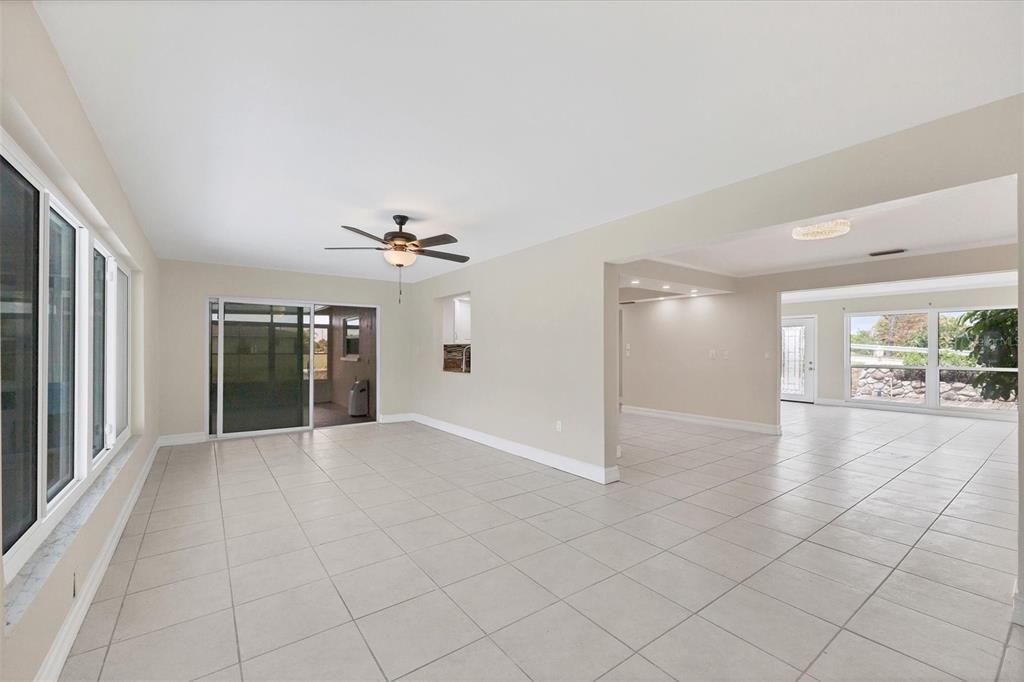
[3,435,145,632]
[340,355,360,362]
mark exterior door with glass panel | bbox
[781,317,816,403]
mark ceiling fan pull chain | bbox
[398,266,403,304]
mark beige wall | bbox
[1,2,162,678]
[783,286,1018,402]
[621,290,781,427]
[157,260,406,436]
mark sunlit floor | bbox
[62,403,1020,681]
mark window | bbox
[849,313,928,404]
[1,157,40,554]
[47,209,77,500]
[343,315,360,356]
[1,145,133,577]
[313,313,329,379]
[938,309,1018,410]
[116,268,130,434]
[848,308,1017,411]
[92,250,107,456]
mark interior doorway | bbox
[781,316,817,403]
[312,305,377,427]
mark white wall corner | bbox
[621,405,782,436]
[36,441,160,681]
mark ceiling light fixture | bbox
[792,218,851,241]
[662,284,671,289]
[630,280,640,285]
[690,289,698,294]
[383,249,417,267]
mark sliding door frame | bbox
[205,296,383,439]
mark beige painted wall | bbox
[157,260,406,436]
[783,286,1018,402]
[621,290,781,427]
[1,2,162,678]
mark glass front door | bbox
[781,317,816,403]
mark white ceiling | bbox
[34,1,1023,282]
[661,175,1018,277]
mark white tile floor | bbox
[61,403,1021,681]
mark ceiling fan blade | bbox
[341,225,387,244]
[412,233,457,248]
[323,247,387,251]
[416,249,470,263]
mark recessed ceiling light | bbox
[630,279,640,284]
[690,289,698,294]
[662,284,671,289]
[690,293,697,297]
[658,297,665,300]
[792,218,851,241]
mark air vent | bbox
[869,248,906,257]
[620,301,636,305]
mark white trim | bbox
[35,440,159,682]
[365,413,618,484]
[379,413,414,424]
[621,405,782,435]
[814,397,1017,421]
[156,432,209,447]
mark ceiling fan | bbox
[325,214,470,268]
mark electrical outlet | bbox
[555,420,562,433]
[709,349,717,360]
[616,445,622,459]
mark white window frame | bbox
[844,305,1018,420]
[2,132,133,582]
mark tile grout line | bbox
[798,421,1010,680]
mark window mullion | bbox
[926,310,939,408]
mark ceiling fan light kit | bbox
[324,214,470,302]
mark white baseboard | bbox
[156,431,207,446]
[813,398,1017,422]
[37,440,160,681]
[378,413,414,424]
[621,405,782,436]
[383,413,618,484]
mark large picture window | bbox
[1,157,40,553]
[1,146,133,577]
[848,308,1017,411]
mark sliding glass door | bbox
[209,300,312,435]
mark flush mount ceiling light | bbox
[791,218,851,241]
[630,279,640,285]
[661,284,671,289]
[690,289,698,294]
